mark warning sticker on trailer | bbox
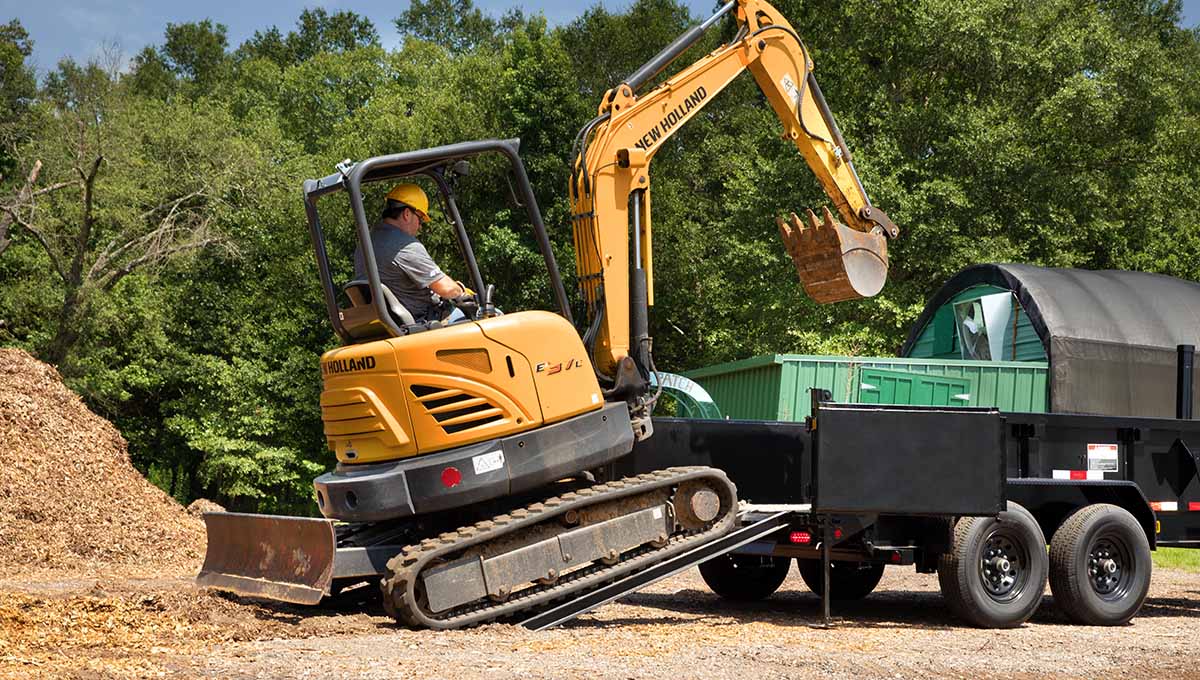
[1087,443,1119,472]
[472,449,505,475]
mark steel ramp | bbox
[520,510,792,631]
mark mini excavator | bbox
[198,0,898,629]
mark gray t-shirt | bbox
[353,223,445,321]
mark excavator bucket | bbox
[197,512,337,605]
[776,207,889,303]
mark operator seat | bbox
[340,279,433,339]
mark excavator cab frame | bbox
[303,138,573,344]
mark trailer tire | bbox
[795,560,884,600]
[1049,503,1151,626]
[698,554,791,601]
[937,501,1047,628]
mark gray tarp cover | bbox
[901,264,1200,418]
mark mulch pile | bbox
[0,348,204,576]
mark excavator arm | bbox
[570,0,898,387]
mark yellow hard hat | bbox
[385,183,430,223]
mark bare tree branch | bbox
[89,190,213,280]
[0,160,45,258]
[4,206,68,282]
[99,225,228,292]
[28,181,76,198]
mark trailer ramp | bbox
[520,509,793,631]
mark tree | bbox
[9,66,251,367]
[394,0,499,53]
[127,20,230,97]
[126,46,177,99]
[0,20,38,177]
[238,8,379,67]
[559,0,696,100]
[163,19,229,91]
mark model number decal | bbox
[536,358,584,375]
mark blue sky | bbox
[5,0,1199,74]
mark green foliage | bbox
[162,20,231,93]
[1,0,1198,513]
[238,8,380,67]
[0,19,36,176]
[395,0,502,53]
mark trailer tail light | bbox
[789,530,813,545]
[1189,502,1200,512]
[441,466,462,488]
[890,551,902,563]
[833,528,843,540]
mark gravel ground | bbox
[6,564,1200,679]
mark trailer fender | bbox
[1006,478,1156,550]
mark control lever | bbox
[481,284,497,318]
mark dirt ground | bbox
[4,562,1200,680]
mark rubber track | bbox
[381,466,737,629]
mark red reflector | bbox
[1190,502,1200,512]
[833,528,843,540]
[441,466,462,488]
[1069,470,1087,480]
[890,551,902,563]
[789,531,812,545]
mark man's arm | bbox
[430,276,465,299]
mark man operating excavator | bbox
[352,183,470,322]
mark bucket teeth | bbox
[807,208,821,232]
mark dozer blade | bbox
[776,207,889,303]
[197,512,336,605]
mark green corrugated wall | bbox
[685,355,1049,421]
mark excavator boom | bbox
[571,0,900,379]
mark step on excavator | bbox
[198,0,899,629]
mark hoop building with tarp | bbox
[901,263,1200,418]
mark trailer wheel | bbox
[1049,503,1151,626]
[795,559,885,600]
[698,554,790,601]
[937,501,1047,628]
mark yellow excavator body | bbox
[319,310,603,465]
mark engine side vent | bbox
[409,384,507,435]
[436,348,492,374]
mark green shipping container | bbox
[683,354,1049,422]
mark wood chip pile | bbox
[0,348,204,576]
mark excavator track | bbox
[380,466,737,629]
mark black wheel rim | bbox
[978,528,1030,603]
[1087,534,1134,601]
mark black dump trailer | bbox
[614,345,1200,628]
